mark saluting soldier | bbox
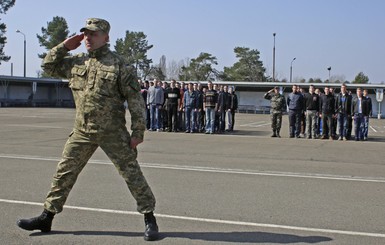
[264,86,286,137]
[16,18,159,241]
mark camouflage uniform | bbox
[264,91,286,135]
[41,25,155,214]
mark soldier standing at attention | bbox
[264,86,286,137]
[16,18,159,241]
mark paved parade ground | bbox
[1,108,385,244]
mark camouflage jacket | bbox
[264,92,286,113]
[42,43,146,140]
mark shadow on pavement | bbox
[31,230,332,243]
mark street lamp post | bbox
[290,57,296,83]
[16,29,26,77]
[327,66,331,82]
[272,33,276,82]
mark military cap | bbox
[80,18,110,34]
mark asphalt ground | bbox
[1,108,385,245]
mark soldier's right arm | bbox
[264,92,271,100]
[41,42,75,79]
[42,35,84,78]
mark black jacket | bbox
[335,93,352,115]
[352,96,371,116]
[227,92,238,110]
[320,93,336,114]
[303,92,320,111]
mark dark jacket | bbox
[196,90,204,110]
[216,91,229,111]
[183,90,198,109]
[227,92,238,111]
[287,92,304,111]
[320,93,336,114]
[335,92,352,115]
[165,87,181,105]
[352,96,371,116]
[365,96,373,116]
[303,92,320,111]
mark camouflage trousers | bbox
[44,128,155,214]
[270,111,282,131]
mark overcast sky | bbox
[1,0,384,83]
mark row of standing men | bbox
[264,84,373,141]
[140,80,239,134]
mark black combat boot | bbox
[271,130,277,137]
[17,210,55,232]
[144,212,159,241]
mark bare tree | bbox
[159,55,167,79]
[330,74,346,83]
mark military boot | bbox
[276,129,281,138]
[17,210,55,232]
[144,212,159,241]
[271,130,277,137]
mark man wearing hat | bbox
[264,86,286,137]
[16,18,159,241]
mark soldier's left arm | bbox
[119,65,146,141]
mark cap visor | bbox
[80,27,99,32]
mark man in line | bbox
[165,79,181,132]
[352,87,371,141]
[264,86,286,137]
[194,83,205,133]
[16,18,159,241]
[287,84,304,138]
[204,81,218,134]
[183,83,198,133]
[226,86,238,132]
[320,86,336,140]
[363,89,372,140]
[335,84,352,140]
[216,85,229,133]
[303,85,320,139]
[147,79,164,131]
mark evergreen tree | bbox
[37,16,73,59]
[352,72,369,84]
[221,47,266,81]
[180,52,218,81]
[114,31,153,78]
[0,0,16,65]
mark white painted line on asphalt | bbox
[370,126,377,133]
[2,198,385,238]
[1,153,385,183]
[4,124,64,129]
[239,121,268,127]
[139,163,385,183]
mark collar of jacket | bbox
[88,44,110,58]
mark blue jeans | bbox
[354,113,364,140]
[363,116,369,138]
[205,107,215,133]
[185,107,196,132]
[338,113,349,137]
[150,104,162,130]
